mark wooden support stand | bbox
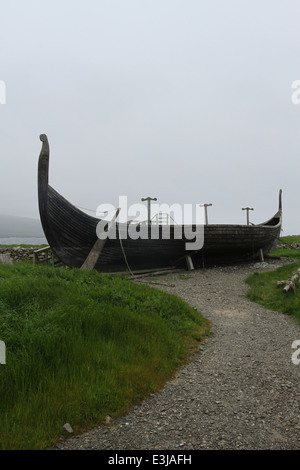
[259,248,264,262]
[81,209,120,270]
[185,254,194,271]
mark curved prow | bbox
[278,189,282,213]
[272,188,282,221]
[38,134,50,229]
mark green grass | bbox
[246,261,300,324]
[0,263,210,450]
[268,249,300,259]
[268,235,300,259]
[280,235,300,244]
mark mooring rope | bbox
[118,234,135,278]
[118,234,175,288]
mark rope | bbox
[76,206,117,215]
[118,234,175,288]
[118,234,135,278]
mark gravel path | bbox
[55,259,300,450]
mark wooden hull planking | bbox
[38,135,282,271]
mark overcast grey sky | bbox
[1,0,299,234]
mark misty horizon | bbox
[1,1,299,235]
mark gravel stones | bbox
[54,259,300,450]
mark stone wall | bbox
[0,246,54,264]
[277,243,300,250]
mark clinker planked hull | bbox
[38,135,282,271]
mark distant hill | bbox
[0,215,44,237]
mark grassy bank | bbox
[279,236,300,244]
[246,261,300,325]
[0,263,210,450]
[268,235,300,260]
[269,249,300,259]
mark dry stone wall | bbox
[0,246,54,264]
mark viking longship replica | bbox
[38,134,282,272]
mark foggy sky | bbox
[1,0,300,234]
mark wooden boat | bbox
[38,134,282,272]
